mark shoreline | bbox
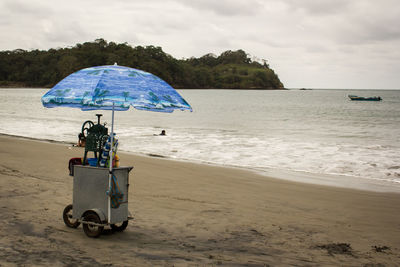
[1,134,400,265]
[2,132,399,194]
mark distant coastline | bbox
[0,39,284,90]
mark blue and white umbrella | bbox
[42,64,192,222]
[42,64,192,112]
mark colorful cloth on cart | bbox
[107,174,124,209]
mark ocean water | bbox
[1,88,400,192]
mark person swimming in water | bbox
[154,130,166,136]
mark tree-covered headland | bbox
[0,39,284,89]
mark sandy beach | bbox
[0,134,399,266]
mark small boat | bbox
[348,95,382,101]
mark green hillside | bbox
[0,39,284,89]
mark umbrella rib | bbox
[91,68,108,104]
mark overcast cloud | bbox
[0,0,399,89]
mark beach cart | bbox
[42,64,192,237]
[62,165,133,238]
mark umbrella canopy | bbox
[42,64,192,112]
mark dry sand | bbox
[0,134,399,266]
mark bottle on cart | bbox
[100,134,118,167]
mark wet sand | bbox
[0,135,399,266]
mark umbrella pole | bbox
[108,102,115,224]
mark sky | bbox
[1,0,399,89]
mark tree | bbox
[57,55,78,77]
[0,39,284,89]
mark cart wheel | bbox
[111,220,128,232]
[82,211,104,238]
[63,204,80,228]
